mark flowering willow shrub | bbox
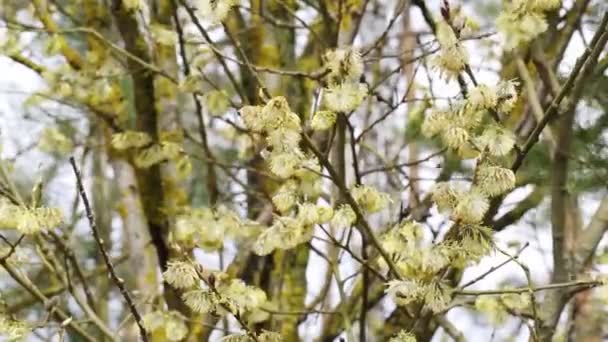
[1,0,608,341]
[383,75,520,312]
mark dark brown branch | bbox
[177,0,248,103]
[512,12,608,172]
[69,157,148,342]
[302,134,401,278]
[172,1,219,205]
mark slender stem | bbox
[302,134,401,279]
[456,280,602,296]
[69,157,148,342]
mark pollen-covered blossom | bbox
[422,106,481,154]
[261,96,299,131]
[222,331,281,342]
[142,311,164,332]
[397,221,424,243]
[531,0,561,11]
[436,20,459,48]
[389,330,417,342]
[221,334,250,342]
[163,260,199,289]
[293,155,322,181]
[351,184,391,213]
[272,180,298,213]
[274,215,311,250]
[174,207,224,250]
[475,125,516,156]
[150,24,176,46]
[324,82,368,113]
[134,141,181,168]
[239,105,264,132]
[496,2,549,51]
[257,331,282,341]
[196,0,237,23]
[453,190,490,223]
[280,110,302,132]
[442,126,470,150]
[269,151,303,179]
[299,177,324,198]
[423,281,454,312]
[467,84,498,111]
[220,279,267,314]
[386,280,423,306]
[330,204,357,229]
[297,203,333,225]
[111,131,152,150]
[387,278,453,313]
[324,47,364,83]
[311,110,337,131]
[454,104,484,130]
[316,205,334,223]
[15,207,64,234]
[2,198,56,234]
[380,228,408,257]
[241,97,307,180]
[496,80,519,114]
[183,289,220,314]
[379,221,424,259]
[237,134,254,159]
[475,296,508,326]
[16,210,43,235]
[501,293,532,312]
[143,311,188,342]
[433,45,469,81]
[477,165,516,196]
[266,126,301,151]
[421,110,450,138]
[0,316,29,341]
[216,205,243,235]
[433,20,469,81]
[448,224,494,266]
[165,314,189,341]
[397,247,451,278]
[253,215,312,255]
[122,0,144,11]
[252,226,279,256]
[297,202,319,225]
[38,127,73,155]
[431,182,462,213]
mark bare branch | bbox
[69,157,148,342]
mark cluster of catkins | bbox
[237,47,394,256]
[240,93,391,255]
[154,259,277,341]
[0,197,63,235]
[497,0,562,50]
[384,10,525,314]
[384,81,519,313]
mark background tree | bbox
[0,0,607,341]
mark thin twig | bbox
[69,157,148,342]
[496,245,540,341]
[455,280,602,296]
[0,234,25,262]
[459,242,529,290]
[302,134,401,279]
[512,12,608,172]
